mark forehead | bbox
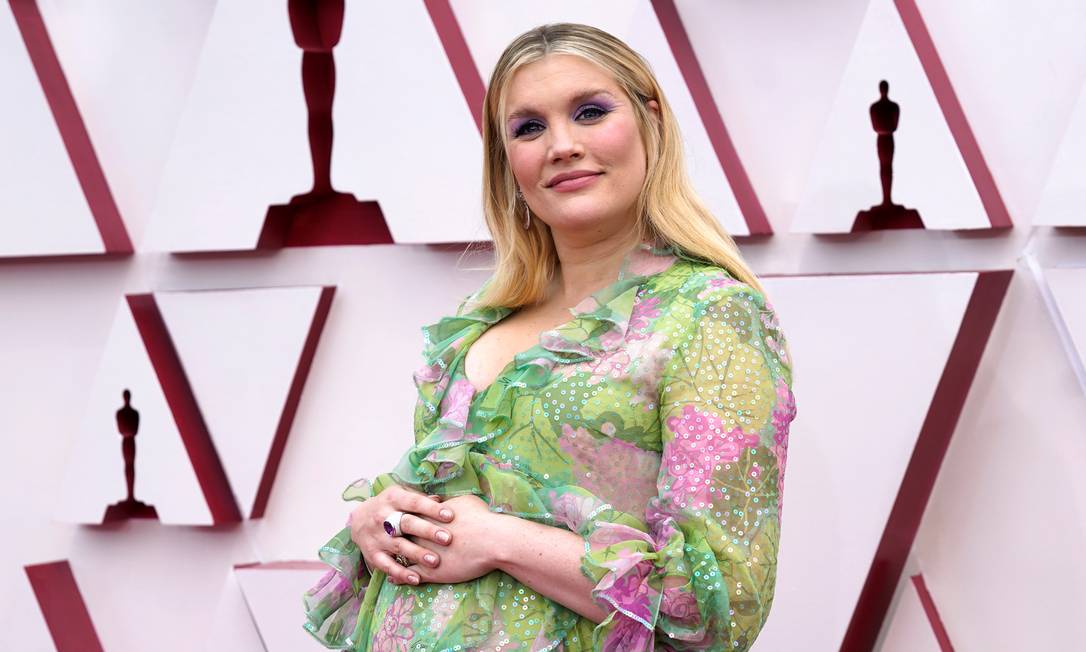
[504,54,620,116]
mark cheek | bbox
[506,145,543,185]
[590,117,644,165]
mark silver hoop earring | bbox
[516,189,531,229]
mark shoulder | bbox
[659,262,790,363]
[653,261,767,319]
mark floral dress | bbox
[303,239,797,651]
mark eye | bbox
[513,120,543,138]
[577,105,609,120]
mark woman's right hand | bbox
[349,484,455,586]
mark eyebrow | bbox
[506,88,617,122]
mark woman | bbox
[304,22,796,651]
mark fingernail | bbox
[424,554,437,565]
[440,509,453,520]
[437,531,450,543]
[408,575,419,585]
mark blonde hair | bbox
[466,22,766,309]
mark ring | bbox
[383,510,406,537]
[394,553,410,567]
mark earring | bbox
[516,188,531,229]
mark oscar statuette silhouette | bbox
[259,0,391,247]
[853,80,924,231]
[102,390,158,522]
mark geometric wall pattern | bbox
[754,271,1009,650]
[879,575,953,652]
[792,0,1010,233]
[55,286,333,525]
[5,1,1086,650]
[1033,80,1086,226]
[2,1,130,258]
[234,561,331,652]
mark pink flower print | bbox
[770,378,796,510]
[413,361,444,384]
[765,333,789,366]
[373,592,416,651]
[696,275,740,300]
[483,453,515,471]
[629,346,670,409]
[664,405,760,510]
[586,350,630,386]
[662,585,701,626]
[599,327,625,350]
[600,613,655,652]
[603,565,653,623]
[760,306,780,332]
[600,421,616,436]
[438,378,475,427]
[559,425,659,516]
[549,492,601,531]
[628,296,661,340]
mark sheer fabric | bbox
[303,240,796,651]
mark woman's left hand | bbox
[396,494,506,585]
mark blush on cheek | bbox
[507,146,552,194]
[588,116,640,163]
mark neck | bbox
[548,229,647,306]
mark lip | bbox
[547,170,602,192]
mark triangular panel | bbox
[792,0,1007,233]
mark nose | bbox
[547,121,584,164]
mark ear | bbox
[646,98,661,125]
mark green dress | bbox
[303,239,796,651]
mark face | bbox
[503,54,659,239]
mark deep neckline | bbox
[458,238,683,399]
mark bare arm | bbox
[488,512,609,624]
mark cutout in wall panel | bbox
[791,0,1011,233]
[57,286,334,524]
[146,1,391,252]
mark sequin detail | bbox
[303,240,796,651]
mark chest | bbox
[463,304,571,394]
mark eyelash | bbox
[513,105,610,138]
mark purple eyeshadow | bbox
[507,94,616,137]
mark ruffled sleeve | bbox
[303,286,509,647]
[579,275,797,651]
[302,478,379,648]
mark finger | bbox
[401,491,454,524]
[399,513,452,547]
[405,564,426,584]
[390,527,442,567]
[374,551,420,585]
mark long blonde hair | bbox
[466,22,766,308]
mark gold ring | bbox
[394,553,410,567]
